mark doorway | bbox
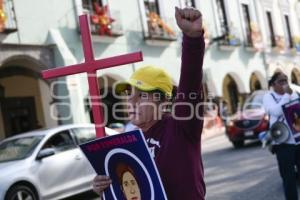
[222,75,240,114]
[1,97,39,137]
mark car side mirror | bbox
[36,148,55,160]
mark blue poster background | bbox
[79,129,167,200]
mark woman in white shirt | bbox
[263,72,300,200]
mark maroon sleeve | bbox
[174,34,205,141]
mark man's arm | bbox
[174,7,205,141]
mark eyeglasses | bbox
[275,79,288,85]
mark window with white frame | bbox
[215,0,229,36]
[283,14,293,48]
[299,14,300,33]
[213,0,241,46]
[144,0,160,14]
[180,0,199,9]
[82,0,106,11]
[265,11,276,47]
[297,2,300,29]
[183,0,196,8]
[0,0,17,32]
[81,0,123,36]
[278,0,293,49]
[241,4,252,45]
[238,0,260,48]
[139,0,176,40]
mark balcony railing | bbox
[216,23,241,50]
[89,9,123,37]
[89,10,124,37]
[217,32,241,50]
[81,2,123,37]
[0,0,17,34]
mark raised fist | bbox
[175,7,203,38]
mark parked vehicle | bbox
[225,90,269,148]
[0,124,117,200]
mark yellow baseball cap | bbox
[115,66,173,97]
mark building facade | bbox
[0,0,299,139]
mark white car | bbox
[0,124,117,200]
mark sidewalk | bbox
[201,116,225,141]
[202,126,225,141]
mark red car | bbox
[225,90,269,148]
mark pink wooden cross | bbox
[42,15,143,138]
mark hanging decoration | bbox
[91,2,115,36]
[274,35,286,53]
[0,0,6,33]
[250,22,263,51]
[148,12,175,37]
[225,22,240,46]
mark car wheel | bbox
[5,185,38,200]
[232,140,244,148]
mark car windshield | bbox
[0,136,43,162]
[244,92,265,110]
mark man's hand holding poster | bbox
[79,130,167,200]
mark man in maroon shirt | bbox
[93,7,205,199]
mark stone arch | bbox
[0,55,52,85]
[268,61,285,77]
[267,65,283,82]
[0,42,54,68]
[249,71,266,92]
[222,74,242,114]
[1,54,48,71]
[0,56,57,138]
[224,72,247,94]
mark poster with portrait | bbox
[79,129,167,200]
[282,98,300,143]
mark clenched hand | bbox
[175,7,203,38]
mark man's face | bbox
[125,87,161,127]
[122,171,141,200]
[273,74,288,94]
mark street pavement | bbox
[203,134,300,200]
[65,133,300,200]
